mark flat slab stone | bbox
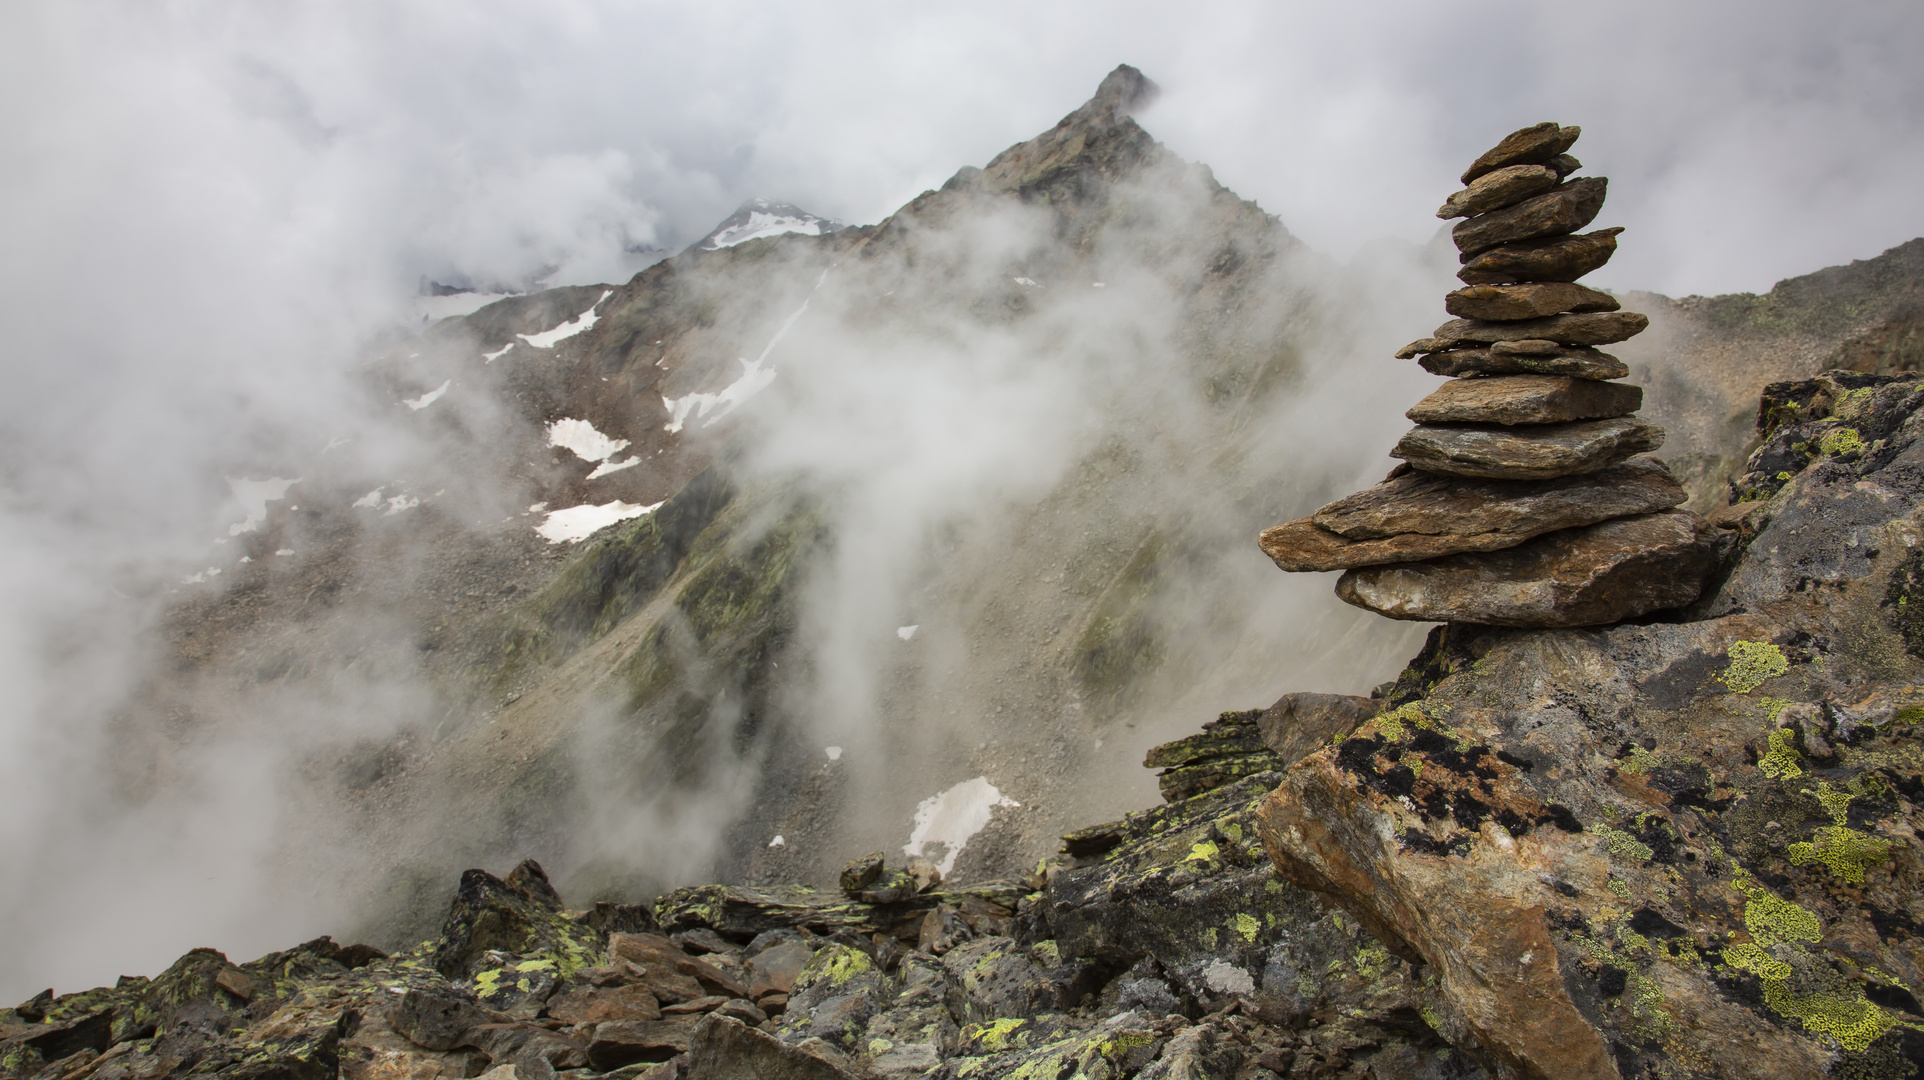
[1257,457,1685,571]
[1444,282,1619,321]
[1429,310,1649,348]
[1436,164,1561,220]
[1457,227,1622,285]
[1418,347,1628,381]
[1392,416,1664,479]
[1452,178,1606,257]
[1405,374,1642,425]
[1334,510,1711,627]
[1461,122,1581,185]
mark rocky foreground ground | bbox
[11,368,1924,1079]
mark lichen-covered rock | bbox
[774,943,889,1052]
[687,1013,853,1080]
[432,861,602,1003]
[1140,709,1283,801]
[940,937,1065,1025]
[1254,692,1380,769]
[1259,374,1924,1077]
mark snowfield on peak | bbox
[519,290,612,349]
[698,198,843,250]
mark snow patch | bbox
[826,746,843,761]
[403,380,450,410]
[183,567,221,584]
[225,477,298,536]
[382,494,419,515]
[483,343,514,362]
[663,357,776,433]
[707,211,824,248]
[1013,277,1040,288]
[274,548,295,557]
[904,777,1020,876]
[547,417,630,462]
[897,625,919,641]
[769,835,786,848]
[352,488,384,509]
[586,457,641,479]
[535,500,661,543]
[520,291,612,349]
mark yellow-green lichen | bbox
[813,945,873,987]
[1818,427,1866,457]
[1620,745,1659,774]
[1788,827,1892,884]
[1724,641,1790,693]
[1184,840,1219,863]
[1593,825,1655,862]
[1743,890,1823,947]
[1760,728,1805,780]
[969,1019,1026,1051]
[1725,943,1793,981]
[1231,913,1261,943]
[1765,982,1895,1052]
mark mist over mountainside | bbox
[5,62,1924,1036]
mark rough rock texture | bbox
[1139,708,1283,801]
[1335,509,1712,627]
[1452,178,1608,257]
[1258,370,1924,1079]
[1406,374,1642,426]
[1461,122,1582,185]
[1445,282,1622,321]
[1255,693,1381,768]
[1257,458,1689,572]
[1438,163,1563,220]
[1428,310,1651,349]
[1392,416,1665,480]
[1418,346,1630,381]
[1457,227,1624,285]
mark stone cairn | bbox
[1260,122,1712,627]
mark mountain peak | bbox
[696,198,845,251]
[1089,64,1159,121]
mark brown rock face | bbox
[1315,455,1681,539]
[1392,416,1663,479]
[1334,509,1710,626]
[1430,310,1649,348]
[1255,693,1380,767]
[1260,457,1684,571]
[1456,227,1622,284]
[1443,282,1620,321]
[1436,164,1561,220]
[545,984,661,1025]
[1452,178,1607,257]
[1406,375,1642,425]
[1460,122,1581,185]
[1417,347,1629,381]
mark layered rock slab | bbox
[1418,346,1629,381]
[1436,163,1562,220]
[1259,459,1687,572]
[1406,374,1642,426]
[1460,122,1580,184]
[1443,282,1620,321]
[1452,177,1607,256]
[1456,227,1623,285]
[1392,416,1663,480]
[1334,509,1711,626]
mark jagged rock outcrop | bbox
[1260,121,1712,627]
[1255,370,1924,1078]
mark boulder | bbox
[609,933,749,1001]
[1435,164,1561,220]
[1392,416,1664,479]
[1254,693,1380,768]
[1452,178,1607,256]
[940,938,1064,1025]
[1405,374,1642,425]
[1443,282,1620,321]
[1334,510,1711,626]
[1258,515,1569,571]
[1456,227,1622,284]
[542,983,659,1024]
[1460,122,1580,184]
[1417,346,1629,381]
[583,1020,688,1071]
[686,1013,853,1080]
[839,853,885,895]
[389,988,499,1051]
[1429,309,1648,349]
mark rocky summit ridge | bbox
[1260,122,1714,628]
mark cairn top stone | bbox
[1457,227,1622,285]
[1392,415,1664,479]
[1417,346,1629,381]
[1461,122,1581,185]
[1334,509,1710,626]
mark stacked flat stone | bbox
[1258,122,1712,628]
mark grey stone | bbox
[1334,510,1711,626]
[1405,374,1642,425]
[389,988,498,1052]
[1255,693,1380,769]
[1391,416,1664,480]
[686,1014,852,1080]
[1456,227,1622,284]
[584,1020,689,1071]
[1436,164,1561,220]
[1452,178,1607,256]
[1443,282,1620,321]
[1417,347,1629,381]
[1427,310,1649,348]
[940,937,1063,1025]
[1460,122,1580,185]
